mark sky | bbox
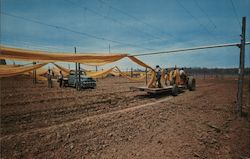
[1,0,250,70]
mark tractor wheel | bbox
[170,79,175,85]
[188,76,196,91]
[172,84,179,96]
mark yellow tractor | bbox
[163,68,196,95]
[131,68,196,96]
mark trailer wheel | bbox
[172,84,179,96]
[188,76,196,91]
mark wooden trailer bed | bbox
[130,85,186,94]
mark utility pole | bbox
[131,67,133,77]
[74,47,78,90]
[237,17,246,117]
[96,66,98,81]
[109,44,110,54]
[33,61,36,84]
[78,62,80,89]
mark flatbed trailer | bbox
[130,85,186,96]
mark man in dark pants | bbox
[155,65,162,88]
[180,67,186,82]
[59,71,64,88]
[47,69,53,88]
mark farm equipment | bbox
[131,68,195,96]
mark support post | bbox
[131,67,133,77]
[78,62,80,88]
[33,62,36,84]
[237,17,246,117]
[109,44,110,54]
[74,47,78,90]
[96,66,98,81]
[145,68,148,85]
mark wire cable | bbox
[1,12,157,51]
[193,0,217,29]
[131,42,250,56]
[63,0,165,42]
[97,0,173,39]
[229,0,241,29]
[176,0,212,35]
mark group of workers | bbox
[47,69,64,88]
[155,65,186,88]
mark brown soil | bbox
[1,76,249,159]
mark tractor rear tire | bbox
[172,84,179,96]
[188,76,196,91]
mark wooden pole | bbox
[74,47,78,90]
[96,66,98,81]
[131,67,133,77]
[145,68,148,85]
[78,62,80,85]
[109,44,110,54]
[237,17,246,117]
[33,62,36,84]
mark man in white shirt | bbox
[155,65,162,88]
[47,69,53,88]
[180,68,186,82]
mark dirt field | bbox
[1,76,250,159]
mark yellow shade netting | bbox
[34,67,48,76]
[0,46,157,87]
[51,63,150,81]
[52,63,71,74]
[86,67,116,78]
[0,46,127,66]
[0,63,47,77]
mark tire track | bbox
[1,96,173,140]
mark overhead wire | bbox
[229,0,242,29]
[131,42,250,57]
[97,0,173,39]
[193,0,217,29]
[2,1,245,55]
[0,12,157,51]
[192,0,240,56]
[98,0,207,50]
[175,0,212,35]
[108,0,241,49]
[176,0,240,44]
[63,0,165,42]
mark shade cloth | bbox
[0,46,127,66]
[0,46,157,87]
[0,63,47,77]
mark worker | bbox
[58,71,64,88]
[180,67,185,75]
[180,68,186,82]
[155,65,162,88]
[164,68,170,86]
[47,69,53,88]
